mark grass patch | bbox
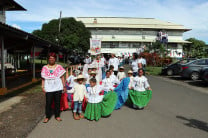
[146,66,162,76]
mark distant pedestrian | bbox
[66,66,77,107]
[131,53,139,77]
[84,55,91,64]
[100,54,106,79]
[108,53,119,76]
[41,52,66,123]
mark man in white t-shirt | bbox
[84,55,91,64]
[137,56,143,69]
[108,53,119,75]
[138,55,146,75]
[100,54,106,79]
[141,57,146,67]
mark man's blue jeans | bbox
[102,67,106,79]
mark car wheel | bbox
[190,72,199,81]
[167,69,173,76]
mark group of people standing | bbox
[41,52,152,123]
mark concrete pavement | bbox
[28,76,208,138]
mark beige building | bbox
[76,17,191,58]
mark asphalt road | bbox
[28,76,208,138]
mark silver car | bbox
[180,58,208,80]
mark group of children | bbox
[63,62,152,121]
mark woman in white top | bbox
[91,55,102,83]
[41,53,66,123]
[131,53,139,77]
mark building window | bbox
[132,43,141,48]
[119,42,129,48]
[102,42,110,48]
[110,42,119,48]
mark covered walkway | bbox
[0,22,65,95]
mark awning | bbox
[0,22,63,51]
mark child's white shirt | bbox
[110,74,120,84]
[102,77,115,92]
[87,85,104,103]
[71,83,87,102]
[132,76,150,92]
[117,72,126,81]
[128,76,134,89]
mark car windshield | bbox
[179,59,196,64]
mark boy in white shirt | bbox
[71,75,88,120]
[117,66,126,81]
[128,70,134,89]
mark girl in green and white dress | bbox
[85,78,117,121]
[129,69,152,110]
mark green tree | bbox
[150,41,168,57]
[32,18,91,53]
[183,38,206,58]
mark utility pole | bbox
[57,11,62,62]
[58,11,62,33]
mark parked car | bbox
[161,58,196,76]
[0,63,16,76]
[200,67,208,83]
[180,58,208,80]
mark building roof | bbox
[0,22,63,51]
[0,0,26,11]
[76,17,191,31]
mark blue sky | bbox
[6,0,208,43]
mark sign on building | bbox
[90,38,101,55]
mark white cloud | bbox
[11,24,21,29]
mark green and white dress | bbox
[128,76,152,109]
[84,85,117,121]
